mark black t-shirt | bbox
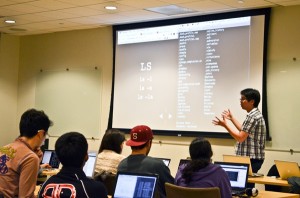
[38,167,107,198]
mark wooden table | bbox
[41,168,60,176]
[255,191,299,198]
[248,176,290,187]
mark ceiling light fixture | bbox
[4,19,16,24]
[238,0,244,3]
[105,6,117,10]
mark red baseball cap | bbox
[126,125,153,146]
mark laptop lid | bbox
[83,152,97,179]
[113,171,158,198]
[274,160,300,180]
[41,150,60,169]
[214,161,249,193]
[154,157,171,167]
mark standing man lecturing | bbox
[212,88,266,177]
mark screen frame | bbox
[108,8,271,140]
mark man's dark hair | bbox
[55,132,88,168]
[241,88,261,107]
[130,140,151,150]
[99,129,125,154]
[19,108,52,138]
[182,137,213,184]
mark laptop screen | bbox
[113,172,158,198]
[41,150,60,168]
[177,159,191,170]
[154,157,171,167]
[214,161,249,192]
[223,155,253,176]
[83,152,97,178]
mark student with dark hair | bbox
[118,125,174,198]
[38,132,107,198]
[0,108,52,198]
[95,129,126,175]
[175,137,231,198]
[213,88,266,175]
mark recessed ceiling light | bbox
[5,19,16,24]
[105,6,117,10]
[238,0,244,3]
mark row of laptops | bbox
[41,150,97,178]
[42,151,300,197]
[222,155,300,180]
[178,157,300,196]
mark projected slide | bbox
[111,9,269,136]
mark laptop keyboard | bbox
[232,190,245,196]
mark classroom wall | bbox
[0,34,19,146]
[17,27,113,150]
[0,5,299,181]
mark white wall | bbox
[0,33,19,146]
[0,6,299,186]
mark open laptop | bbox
[41,149,60,169]
[83,152,97,179]
[177,159,191,170]
[274,160,300,180]
[214,161,249,196]
[223,155,264,177]
[154,157,171,167]
[113,171,158,198]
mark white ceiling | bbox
[1,0,300,36]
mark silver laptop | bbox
[83,152,97,179]
[113,171,158,198]
[275,160,300,180]
[223,155,264,177]
[215,161,249,196]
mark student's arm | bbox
[19,153,40,198]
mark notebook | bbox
[41,150,60,169]
[113,171,158,198]
[154,157,171,167]
[83,152,97,179]
[274,160,300,180]
[214,161,249,195]
[223,155,264,177]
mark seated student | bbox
[117,125,174,198]
[0,108,52,198]
[175,137,232,198]
[38,132,107,198]
[265,164,283,192]
[95,129,126,175]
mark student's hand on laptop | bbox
[40,163,52,170]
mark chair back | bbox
[94,172,117,195]
[165,183,221,198]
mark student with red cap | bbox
[117,125,174,198]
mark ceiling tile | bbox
[60,7,105,16]
[28,0,76,10]
[4,4,49,14]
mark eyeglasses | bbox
[240,98,247,101]
[38,130,50,139]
